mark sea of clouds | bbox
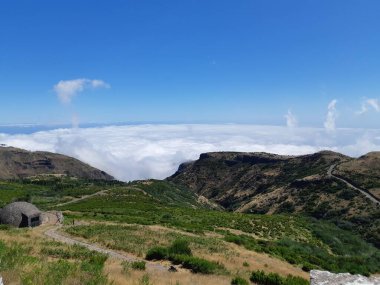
[1,124,380,181]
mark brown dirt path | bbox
[44,226,169,272]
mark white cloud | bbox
[1,124,380,182]
[324,99,338,132]
[54,79,110,104]
[284,110,298,128]
[357,98,380,114]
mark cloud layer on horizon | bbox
[1,124,380,181]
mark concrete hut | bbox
[0,202,41,228]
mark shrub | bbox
[284,275,310,285]
[168,239,192,256]
[250,270,309,285]
[169,254,225,274]
[301,262,314,272]
[243,261,250,267]
[231,276,249,285]
[131,261,146,271]
[145,240,225,274]
[145,246,168,260]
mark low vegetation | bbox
[146,239,226,274]
[231,277,249,285]
[224,227,380,276]
[250,270,309,285]
[59,182,380,275]
[0,238,108,285]
[1,177,379,284]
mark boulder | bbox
[310,270,380,285]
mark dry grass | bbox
[1,220,309,284]
[63,221,308,279]
[195,243,309,279]
[105,258,231,285]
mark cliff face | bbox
[0,147,113,180]
[168,151,349,209]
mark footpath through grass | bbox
[59,185,380,276]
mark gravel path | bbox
[328,164,380,205]
[44,226,169,271]
[55,190,108,207]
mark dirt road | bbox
[328,164,380,205]
[55,190,108,207]
[44,226,169,271]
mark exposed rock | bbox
[168,150,380,247]
[0,146,113,180]
[310,270,380,285]
[0,276,3,285]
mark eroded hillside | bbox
[168,151,380,246]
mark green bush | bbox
[145,246,168,260]
[168,239,192,256]
[169,254,225,274]
[131,260,146,271]
[145,240,225,274]
[231,276,250,285]
[250,270,309,285]
[225,231,380,276]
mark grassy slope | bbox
[0,227,108,285]
[0,178,379,284]
[52,181,380,276]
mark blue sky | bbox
[1,0,380,127]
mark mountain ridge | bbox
[0,146,113,180]
[168,150,380,247]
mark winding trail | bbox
[328,164,380,205]
[44,226,168,271]
[55,190,108,207]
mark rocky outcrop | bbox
[0,147,113,180]
[310,270,380,285]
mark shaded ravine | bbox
[328,164,380,205]
[44,226,169,271]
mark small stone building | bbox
[0,202,41,227]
